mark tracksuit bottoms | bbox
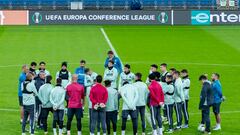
[182,100,189,125]
[41,107,53,132]
[89,108,101,132]
[150,105,162,130]
[106,110,118,135]
[174,102,183,127]
[165,104,174,130]
[90,109,107,134]
[136,106,146,132]
[53,109,64,130]
[35,97,42,127]
[201,105,211,132]
[22,105,35,134]
[122,110,138,135]
[67,108,83,132]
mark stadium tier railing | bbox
[0,0,238,10]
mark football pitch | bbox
[0,25,240,135]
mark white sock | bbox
[153,130,157,135]
[158,128,163,134]
[103,133,106,135]
[53,128,57,135]
[78,131,82,135]
[22,133,26,135]
[97,132,100,135]
[114,132,117,135]
[122,130,125,135]
[59,129,63,135]
[67,130,71,135]
[44,132,48,135]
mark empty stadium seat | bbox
[171,0,185,7]
[0,0,219,10]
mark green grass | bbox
[0,25,239,135]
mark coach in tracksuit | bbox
[181,69,190,128]
[104,50,122,73]
[119,82,139,135]
[90,75,108,135]
[133,73,149,134]
[38,75,54,134]
[50,78,66,135]
[211,73,223,131]
[34,71,46,128]
[164,75,175,133]
[105,80,118,135]
[198,75,214,134]
[22,73,38,135]
[66,74,85,135]
[56,62,72,89]
[148,73,164,135]
[173,71,185,130]
[104,60,119,89]
[75,60,86,86]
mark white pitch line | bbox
[189,110,240,115]
[100,27,156,126]
[1,61,240,68]
[100,27,124,68]
[0,62,103,68]
[126,61,240,67]
[0,108,19,112]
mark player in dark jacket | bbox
[198,75,214,134]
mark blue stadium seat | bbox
[159,0,171,8]
[54,0,69,7]
[83,0,96,7]
[186,0,199,7]
[171,0,185,7]
[0,0,10,7]
[98,0,112,7]
[0,0,218,9]
[141,0,156,7]
[200,0,215,7]
[113,0,129,8]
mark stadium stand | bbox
[0,0,227,10]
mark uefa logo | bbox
[32,12,42,24]
[191,10,210,25]
[157,12,168,24]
